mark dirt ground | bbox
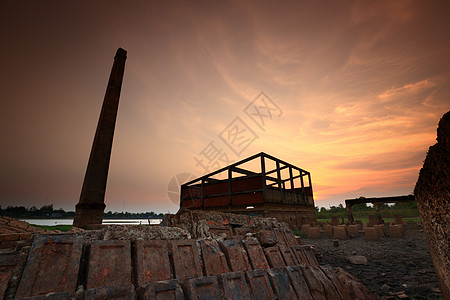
[303,225,443,299]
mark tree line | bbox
[0,205,164,219]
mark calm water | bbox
[21,218,162,226]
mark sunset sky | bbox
[1,1,449,213]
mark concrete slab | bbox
[220,271,251,299]
[243,240,269,270]
[187,276,221,300]
[264,247,286,268]
[84,284,136,300]
[267,268,297,300]
[86,240,132,289]
[171,239,203,281]
[16,235,83,298]
[278,246,299,266]
[286,266,313,300]
[220,239,251,272]
[200,239,230,276]
[134,240,172,286]
[300,265,326,300]
[137,279,184,300]
[245,269,276,300]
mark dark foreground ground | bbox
[304,226,442,299]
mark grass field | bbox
[31,224,73,231]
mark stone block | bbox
[200,239,230,276]
[187,276,221,300]
[333,225,348,240]
[267,268,297,300]
[134,240,171,286]
[208,225,233,239]
[255,229,278,247]
[323,224,333,237]
[286,266,313,300]
[245,269,275,300]
[300,265,326,300]
[87,240,132,289]
[220,271,251,299]
[374,224,386,238]
[137,279,184,300]
[242,240,269,270]
[16,235,83,298]
[389,224,403,238]
[278,245,299,266]
[84,284,136,300]
[264,247,285,268]
[171,239,203,281]
[300,224,310,235]
[347,225,359,237]
[365,227,378,241]
[220,239,251,272]
[307,226,321,239]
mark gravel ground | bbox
[303,225,442,299]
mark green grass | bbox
[31,224,72,232]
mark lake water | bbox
[21,219,162,226]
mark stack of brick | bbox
[0,217,43,250]
[0,232,375,299]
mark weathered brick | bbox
[0,271,12,300]
[255,229,278,247]
[301,246,319,266]
[267,268,297,300]
[283,230,299,247]
[333,225,348,240]
[0,254,18,268]
[286,266,313,300]
[208,225,233,239]
[134,240,171,286]
[137,279,184,300]
[187,276,221,300]
[16,235,83,298]
[307,226,321,239]
[310,266,341,300]
[84,284,136,300]
[200,239,230,276]
[389,224,403,238]
[278,246,299,266]
[243,240,269,270]
[221,271,251,299]
[245,269,276,300]
[364,227,378,241]
[171,239,203,281]
[300,265,326,300]
[301,224,310,235]
[323,224,333,237]
[87,240,132,289]
[233,227,252,236]
[347,225,359,237]
[374,224,386,238]
[0,234,21,242]
[20,292,72,299]
[264,247,285,268]
[273,228,288,246]
[220,239,251,272]
[291,245,309,265]
[320,265,352,300]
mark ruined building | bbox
[180,152,317,228]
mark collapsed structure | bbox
[180,152,316,229]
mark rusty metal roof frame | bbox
[180,152,313,208]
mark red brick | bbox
[374,224,386,238]
[273,228,288,246]
[16,235,83,298]
[87,240,132,289]
[278,245,299,266]
[134,240,171,286]
[255,229,278,247]
[323,224,333,237]
[20,233,32,240]
[0,234,20,242]
[267,268,297,300]
[243,240,269,270]
[264,247,285,268]
[301,246,319,266]
[333,225,348,240]
[365,227,379,241]
[208,225,233,239]
[245,269,276,300]
[320,265,352,300]
[0,254,17,268]
[310,266,341,300]
[171,239,203,281]
[233,227,252,236]
[84,284,136,300]
[187,276,221,300]
[389,224,403,238]
[301,224,310,235]
[0,271,12,300]
[347,225,359,237]
[137,279,184,300]
[220,239,251,272]
[307,226,321,239]
[286,266,313,300]
[291,245,309,265]
[283,230,299,247]
[300,266,326,300]
[200,239,230,276]
[221,271,251,299]
[20,292,72,299]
